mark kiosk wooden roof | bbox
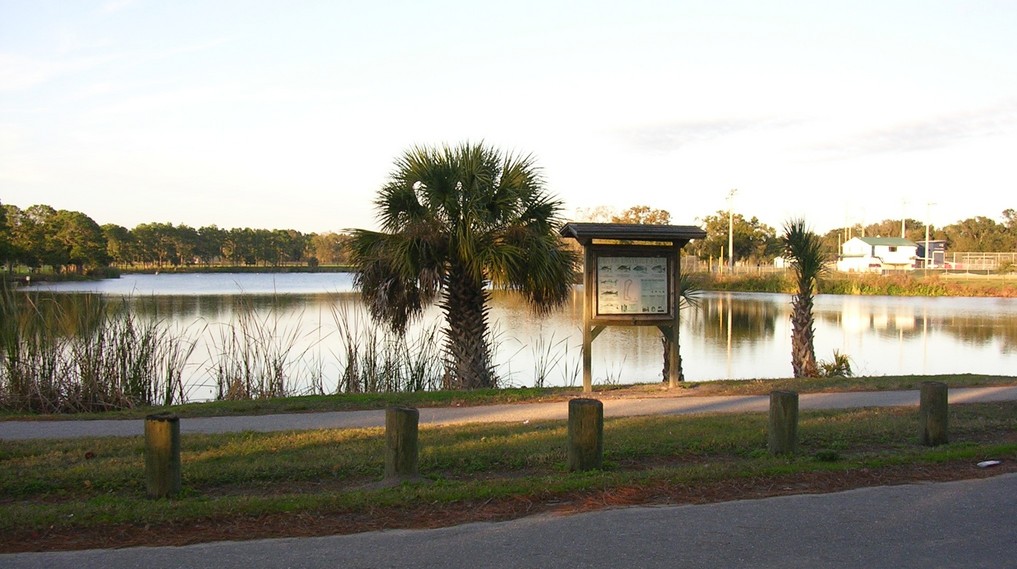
[559,222,706,245]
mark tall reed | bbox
[329,301,444,393]
[0,285,195,413]
[529,330,570,389]
[206,296,320,400]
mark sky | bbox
[2,1,1016,235]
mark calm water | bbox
[27,273,1017,399]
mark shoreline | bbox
[10,269,1017,297]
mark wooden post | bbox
[568,398,604,471]
[768,390,799,455]
[668,242,681,388]
[920,381,949,446]
[582,246,595,393]
[385,406,420,480]
[145,413,181,499]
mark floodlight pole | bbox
[901,199,908,239]
[727,189,737,272]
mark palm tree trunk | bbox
[790,290,819,378]
[441,264,495,389]
[661,336,685,382]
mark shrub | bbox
[818,350,853,378]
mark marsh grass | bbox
[330,302,444,393]
[1,402,1014,538]
[600,355,629,385]
[207,297,320,400]
[1,286,464,412]
[525,330,570,389]
[559,336,582,388]
[702,271,1017,297]
[0,285,196,413]
[522,330,586,390]
[205,295,449,399]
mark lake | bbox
[26,273,1017,400]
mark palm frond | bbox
[349,141,576,387]
[782,218,827,287]
[677,271,702,309]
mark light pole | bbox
[727,188,737,272]
[925,202,936,269]
[901,199,908,239]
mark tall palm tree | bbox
[782,218,826,378]
[349,142,578,389]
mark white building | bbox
[837,237,918,272]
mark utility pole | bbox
[727,188,737,272]
[901,199,908,239]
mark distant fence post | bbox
[919,382,949,446]
[568,398,604,471]
[145,413,181,499]
[768,391,799,455]
[385,406,420,480]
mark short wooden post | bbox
[768,390,799,455]
[145,413,181,499]
[568,398,604,471]
[385,406,419,480]
[920,381,949,446]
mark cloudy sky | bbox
[2,0,1015,234]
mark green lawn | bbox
[2,395,1014,552]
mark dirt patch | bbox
[4,460,1013,554]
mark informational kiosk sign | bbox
[559,222,706,391]
[585,244,677,327]
[595,253,670,316]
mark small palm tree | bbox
[661,271,700,382]
[349,142,578,389]
[782,218,826,378]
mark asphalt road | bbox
[3,473,1014,568]
[2,386,1016,440]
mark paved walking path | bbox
[3,386,1016,440]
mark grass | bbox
[1,400,1014,551]
[700,271,1017,297]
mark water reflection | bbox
[815,295,1017,351]
[129,293,343,321]
[690,292,779,344]
[22,274,1017,397]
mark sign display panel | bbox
[596,256,669,316]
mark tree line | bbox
[3,197,1015,275]
[0,201,353,274]
[583,205,1017,267]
